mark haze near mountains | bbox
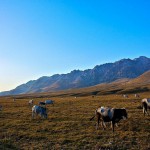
[0,56,150,96]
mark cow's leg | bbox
[143,106,146,116]
[101,121,106,130]
[32,112,34,119]
[102,121,107,128]
[40,113,43,119]
[110,121,118,128]
[145,105,149,115]
[112,121,115,132]
[115,123,118,127]
[96,114,100,130]
[143,103,148,116]
[110,121,113,128]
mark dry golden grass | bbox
[0,92,150,150]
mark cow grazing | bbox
[29,99,33,105]
[123,94,128,98]
[135,94,140,98]
[142,98,150,116]
[90,107,128,132]
[45,100,54,105]
[32,105,47,119]
[39,101,46,106]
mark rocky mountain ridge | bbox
[0,56,150,96]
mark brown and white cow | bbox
[90,107,128,132]
[142,98,150,116]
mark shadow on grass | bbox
[0,140,18,150]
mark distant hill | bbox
[0,56,150,96]
[39,70,150,97]
[87,70,150,95]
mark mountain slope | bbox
[0,56,150,96]
[44,70,150,97]
[10,71,150,99]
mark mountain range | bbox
[0,56,150,96]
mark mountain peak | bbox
[70,69,81,74]
[134,56,149,61]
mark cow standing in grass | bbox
[142,98,150,116]
[32,105,47,119]
[123,94,128,98]
[90,107,128,132]
[29,99,34,105]
[45,100,54,106]
[135,94,140,98]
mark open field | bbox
[0,93,150,150]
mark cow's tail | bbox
[90,109,97,121]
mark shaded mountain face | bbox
[0,56,150,96]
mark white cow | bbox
[29,99,34,105]
[32,105,47,119]
[45,100,54,105]
[123,94,128,98]
[142,98,150,116]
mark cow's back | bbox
[45,100,54,104]
[142,98,150,107]
[32,105,41,114]
[113,108,127,121]
[97,107,114,120]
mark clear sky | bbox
[0,0,150,92]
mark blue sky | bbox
[0,0,150,91]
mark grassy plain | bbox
[0,93,150,150]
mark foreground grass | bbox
[0,93,150,150]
